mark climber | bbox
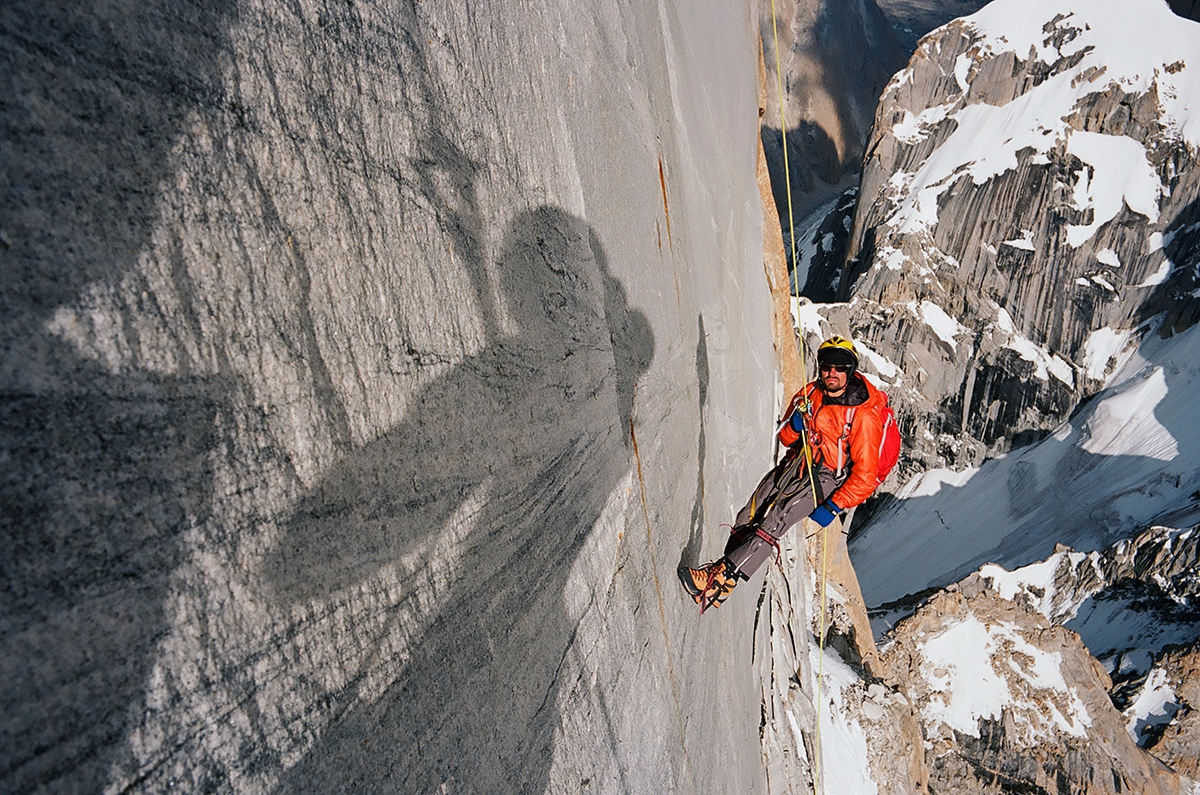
[678,335,890,611]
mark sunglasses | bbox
[819,364,852,373]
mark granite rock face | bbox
[1139,642,1200,778]
[883,588,1196,795]
[1,1,783,793]
[835,0,1200,472]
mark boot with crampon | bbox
[677,558,740,613]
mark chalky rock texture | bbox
[837,0,1200,471]
[1,1,782,793]
[883,588,1196,795]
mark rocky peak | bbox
[866,523,1200,792]
[1135,642,1200,777]
[832,0,1200,471]
[883,586,1197,794]
[964,525,1200,626]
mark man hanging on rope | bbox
[678,335,889,612]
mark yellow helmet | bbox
[817,335,859,374]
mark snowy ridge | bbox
[991,306,1075,386]
[919,614,1091,743]
[869,519,1200,775]
[874,523,1199,634]
[880,0,1200,247]
[880,585,1198,793]
[971,524,1200,660]
[978,548,1104,624]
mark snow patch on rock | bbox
[1126,667,1181,744]
[921,615,1092,741]
[994,308,1075,386]
[815,646,880,795]
[1082,326,1135,383]
[914,300,967,350]
[1065,132,1162,247]
[1001,230,1036,251]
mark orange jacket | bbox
[777,375,888,509]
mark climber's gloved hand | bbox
[788,409,805,433]
[808,498,842,528]
[777,405,807,446]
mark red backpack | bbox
[875,401,902,484]
[847,395,902,484]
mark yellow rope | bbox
[766,0,821,515]
[768,2,827,793]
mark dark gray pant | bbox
[723,448,839,578]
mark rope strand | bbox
[768,2,827,792]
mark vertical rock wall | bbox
[1,1,784,793]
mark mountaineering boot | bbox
[677,558,740,612]
[677,561,717,601]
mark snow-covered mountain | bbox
[880,585,1193,794]
[826,0,1200,474]
[856,518,1200,794]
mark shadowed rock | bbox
[266,207,653,795]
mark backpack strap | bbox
[835,407,856,477]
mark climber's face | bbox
[819,363,849,397]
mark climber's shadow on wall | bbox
[1,1,237,792]
[266,206,653,795]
